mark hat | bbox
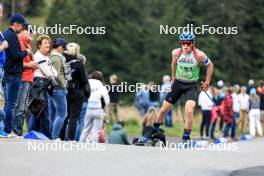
[53,38,68,49]
[9,13,28,27]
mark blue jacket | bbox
[0,32,5,68]
[3,27,27,77]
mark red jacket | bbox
[220,92,234,124]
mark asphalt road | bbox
[0,138,263,176]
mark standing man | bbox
[3,13,31,135]
[108,74,120,123]
[149,33,213,144]
[14,27,36,136]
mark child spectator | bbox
[108,120,130,145]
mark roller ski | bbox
[132,128,166,147]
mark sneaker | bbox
[8,131,23,139]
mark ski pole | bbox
[203,90,217,106]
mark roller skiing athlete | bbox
[133,32,213,148]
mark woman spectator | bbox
[28,34,57,138]
[60,43,89,140]
[237,86,250,134]
[222,89,234,138]
[198,87,214,139]
[48,38,68,139]
[142,107,157,137]
[210,87,221,140]
[248,88,263,137]
[79,71,109,143]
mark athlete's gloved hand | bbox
[201,81,209,91]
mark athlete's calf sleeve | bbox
[182,129,192,140]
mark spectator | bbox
[74,62,89,141]
[247,79,255,95]
[248,88,263,137]
[60,43,89,140]
[210,87,221,140]
[48,38,68,139]
[2,13,31,135]
[28,34,57,138]
[74,98,88,141]
[0,3,9,95]
[237,86,250,134]
[13,27,36,136]
[231,85,240,139]
[0,4,8,133]
[148,81,159,108]
[108,74,120,124]
[160,75,173,127]
[134,85,149,117]
[217,80,226,131]
[257,80,264,125]
[198,87,213,139]
[108,120,130,145]
[0,109,5,132]
[222,89,234,138]
[79,71,109,143]
[142,107,157,137]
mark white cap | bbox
[217,80,224,87]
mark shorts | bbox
[165,79,198,104]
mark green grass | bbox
[106,115,198,138]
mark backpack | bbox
[65,59,79,89]
[174,47,201,66]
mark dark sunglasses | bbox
[180,41,193,46]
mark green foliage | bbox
[3,0,46,17]
[46,0,264,99]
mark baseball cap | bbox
[9,13,28,27]
[53,38,68,49]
